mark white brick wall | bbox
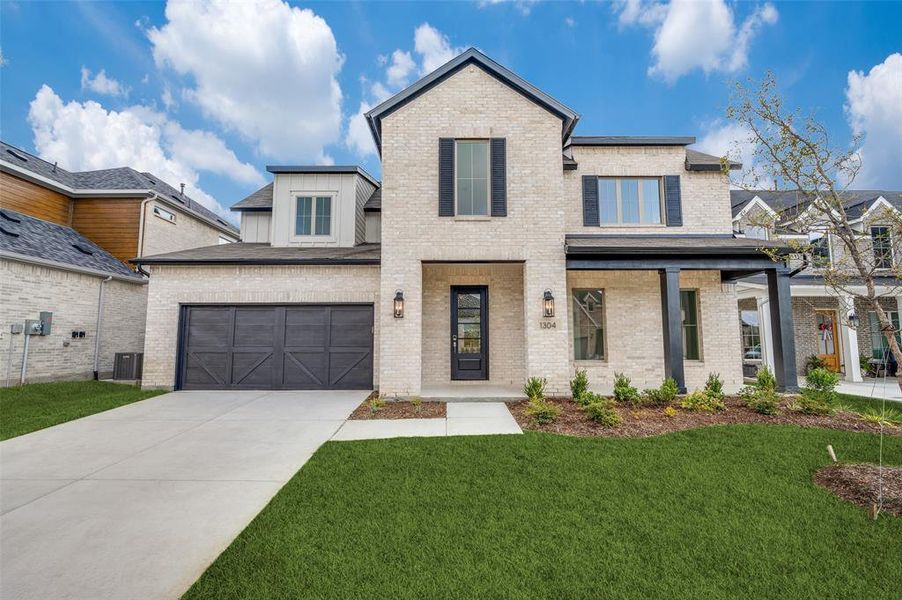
[141,264,380,390]
[141,202,236,257]
[0,259,147,385]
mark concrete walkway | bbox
[836,378,902,403]
[332,401,522,440]
[0,389,368,600]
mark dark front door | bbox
[450,286,489,380]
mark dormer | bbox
[232,166,380,247]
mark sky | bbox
[1,0,900,224]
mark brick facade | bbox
[0,259,147,385]
[140,201,237,257]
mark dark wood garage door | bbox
[177,305,373,390]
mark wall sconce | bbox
[393,290,404,318]
[848,313,860,329]
[543,289,555,318]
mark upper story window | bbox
[871,225,894,269]
[294,195,332,236]
[153,205,176,223]
[455,140,489,216]
[808,231,832,268]
[598,177,663,225]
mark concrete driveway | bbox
[0,389,368,600]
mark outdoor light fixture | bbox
[393,290,404,318]
[848,313,860,329]
[543,289,555,318]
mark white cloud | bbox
[27,85,264,219]
[161,86,176,110]
[695,120,772,188]
[80,67,129,97]
[148,0,343,163]
[614,0,778,83]
[477,0,541,16]
[345,23,463,158]
[564,17,576,28]
[845,53,902,189]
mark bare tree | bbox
[724,72,902,390]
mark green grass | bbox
[836,393,902,423]
[0,380,165,440]
[186,426,902,599]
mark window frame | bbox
[290,192,336,240]
[596,176,665,226]
[571,288,607,362]
[680,289,702,361]
[868,310,901,360]
[454,139,491,218]
[739,309,762,362]
[808,230,833,268]
[870,225,894,270]
[152,205,176,224]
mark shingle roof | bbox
[731,190,902,220]
[1,141,238,235]
[363,188,381,211]
[133,242,381,265]
[685,148,741,171]
[0,209,143,280]
[565,234,789,255]
[231,182,274,211]
[265,165,380,188]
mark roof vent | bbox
[180,183,185,197]
[71,243,94,255]
[0,225,19,237]
[170,193,185,204]
[53,161,58,172]
[0,209,22,223]
[6,148,28,162]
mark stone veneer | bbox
[0,259,147,385]
[141,264,380,389]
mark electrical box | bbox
[10,324,23,334]
[39,312,52,336]
[24,320,43,336]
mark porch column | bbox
[766,267,799,392]
[838,294,862,382]
[756,295,776,374]
[659,267,686,393]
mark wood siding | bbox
[71,198,142,264]
[0,171,72,225]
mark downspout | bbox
[136,195,155,261]
[93,276,113,380]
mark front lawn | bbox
[837,392,902,423]
[0,380,165,440]
[186,425,901,599]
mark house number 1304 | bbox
[540,321,556,329]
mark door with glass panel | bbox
[450,286,489,380]
[814,309,840,372]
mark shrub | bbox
[803,367,840,410]
[859,353,872,373]
[704,373,724,400]
[859,407,901,428]
[523,377,547,402]
[793,391,835,415]
[641,378,679,406]
[745,388,780,416]
[369,394,385,414]
[584,401,622,427]
[613,372,640,405]
[663,406,678,418]
[755,366,777,391]
[525,397,560,424]
[580,391,609,406]
[804,355,827,375]
[805,367,840,394]
[570,370,590,405]
[411,396,423,414]
[680,390,725,412]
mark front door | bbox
[814,309,841,372]
[450,286,489,380]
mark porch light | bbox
[393,290,404,319]
[543,289,555,318]
[848,313,860,329]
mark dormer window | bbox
[455,140,489,216]
[294,195,332,236]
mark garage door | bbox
[177,305,373,390]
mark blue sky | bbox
[1,1,900,222]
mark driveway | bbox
[0,389,368,600]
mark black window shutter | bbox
[663,175,682,227]
[582,176,599,226]
[490,138,507,217]
[438,138,455,217]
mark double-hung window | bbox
[598,177,663,225]
[680,290,701,360]
[868,311,901,360]
[294,195,332,237]
[572,289,605,360]
[871,226,894,269]
[455,140,489,216]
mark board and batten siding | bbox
[354,176,377,245]
[0,172,73,225]
[240,211,272,243]
[271,172,370,248]
[365,213,381,243]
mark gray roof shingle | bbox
[0,209,143,280]
[231,182,274,211]
[731,190,902,219]
[685,148,741,171]
[565,234,789,254]
[134,242,381,265]
[363,188,381,211]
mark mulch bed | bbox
[350,398,446,420]
[814,463,902,518]
[510,396,901,438]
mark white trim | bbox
[153,204,176,223]
[454,139,491,217]
[869,223,896,269]
[732,195,778,222]
[859,196,900,222]
[290,191,338,242]
[0,250,147,284]
[596,176,665,225]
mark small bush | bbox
[570,370,590,405]
[525,397,560,424]
[859,353,872,373]
[580,391,609,405]
[704,373,724,399]
[641,378,679,406]
[613,372,640,405]
[793,391,835,415]
[804,355,827,375]
[584,401,622,427]
[805,367,840,394]
[745,388,780,416]
[369,394,385,414]
[523,377,547,402]
[411,396,423,414]
[663,406,678,418]
[755,366,777,391]
[859,407,901,428]
[680,390,725,412]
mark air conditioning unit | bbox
[113,353,144,380]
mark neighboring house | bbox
[0,141,240,385]
[135,48,799,396]
[732,190,901,381]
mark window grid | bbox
[868,310,901,360]
[572,289,606,361]
[294,195,332,237]
[455,140,490,216]
[871,226,893,269]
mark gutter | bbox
[0,250,147,284]
[133,258,381,266]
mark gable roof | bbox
[365,48,580,155]
[685,148,742,172]
[731,189,902,220]
[232,182,274,211]
[0,208,143,281]
[363,188,381,211]
[1,141,238,235]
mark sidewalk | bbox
[332,402,522,440]
[836,378,902,404]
